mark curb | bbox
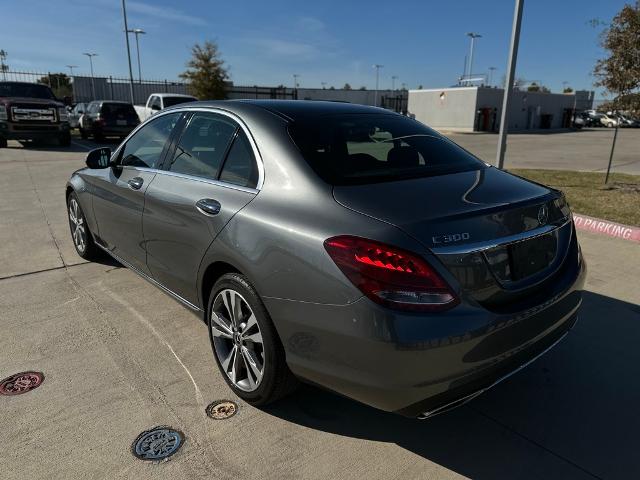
[573,213,640,243]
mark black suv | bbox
[0,81,71,147]
[79,101,140,141]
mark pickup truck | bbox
[134,93,197,122]
[0,81,71,147]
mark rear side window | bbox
[101,103,137,118]
[163,96,197,108]
[289,113,484,185]
[166,112,237,179]
[119,112,181,168]
[219,131,258,188]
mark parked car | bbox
[68,102,86,129]
[79,100,140,141]
[617,114,639,128]
[135,93,197,122]
[0,81,71,147]
[599,113,618,128]
[66,101,585,418]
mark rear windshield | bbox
[101,103,137,117]
[289,113,484,185]
[163,96,196,107]
[0,82,56,100]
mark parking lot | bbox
[1,130,639,480]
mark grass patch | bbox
[508,169,640,226]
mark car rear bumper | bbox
[0,121,69,139]
[265,253,586,417]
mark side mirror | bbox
[151,103,161,111]
[85,148,112,169]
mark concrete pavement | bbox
[1,137,639,479]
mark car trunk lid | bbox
[333,167,575,310]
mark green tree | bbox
[38,73,72,100]
[563,87,574,93]
[593,2,640,111]
[359,86,367,90]
[343,83,352,90]
[179,41,228,100]
[527,82,551,93]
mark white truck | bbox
[135,93,198,122]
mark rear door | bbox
[143,110,260,304]
[89,111,183,274]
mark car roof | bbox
[151,93,197,98]
[174,99,397,122]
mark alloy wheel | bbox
[68,197,86,253]
[211,289,265,392]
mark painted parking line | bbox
[573,213,640,243]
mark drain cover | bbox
[0,371,44,396]
[206,400,238,420]
[132,426,184,461]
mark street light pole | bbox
[391,75,398,90]
[488,66,497,86]
[466,33,482,85]
[121,0,136,104]
[496,0,525,169]
[292,74,300,89]
[373,64,383,106]
[66,65,78,77]
[127,28,146,83]
[82,53,97,100]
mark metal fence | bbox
[1,70,408,112]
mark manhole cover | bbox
[206,400,238,420]
[0,371,44,396]
[132,426,184,461]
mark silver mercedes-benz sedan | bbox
[66,100,585,418]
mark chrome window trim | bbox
[121,165,259,195]
[431,218,572,255]
[111,106,265,190]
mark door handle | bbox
[195,198,221,216]
[128,177,144,190]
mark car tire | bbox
[0,136,7,148]
[58,132,71,147]
[207,273,298,406]
[67,191,99,260]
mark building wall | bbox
[407,88,478,131]
[410,86,583,132]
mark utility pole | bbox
[121,0,135,104]
[0,50,8,80]
[488,66,497,86]
[126,28,146,83]
[82,53,98,100]
[321,81,326,89]
[391,75,398,90]
[466,33,482,85]
[292,74,300,89]
[66,65,78,77]
[496,0,524,169]
[373,64,383,106]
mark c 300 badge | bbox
[432,232,471,245]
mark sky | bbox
[0,0,630,97]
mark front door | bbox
[89,111,183,274]
[143,111,260,304]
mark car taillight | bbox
[94,115,105,126]
[324,235,458,312]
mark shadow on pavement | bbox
[264,290,640,480]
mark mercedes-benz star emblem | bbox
[538,204,549,225]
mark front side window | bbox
[219,131,259,188]
[149,96,161,110]
[166,112,237,179]
[119,112,181,168]
[289,113,484,185]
